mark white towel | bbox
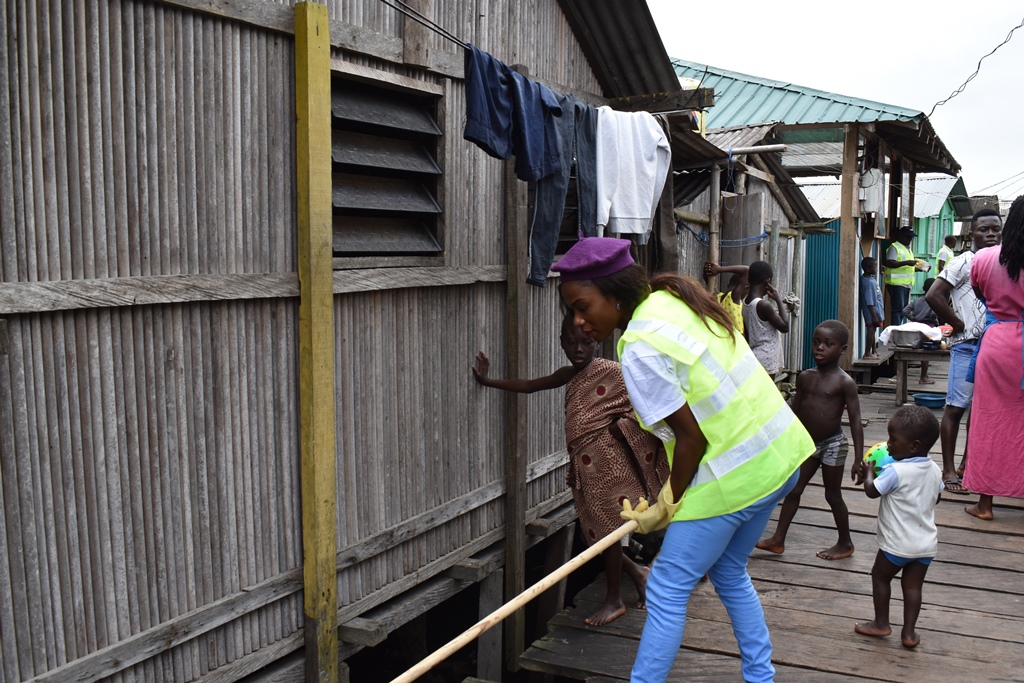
[595,107,672,241]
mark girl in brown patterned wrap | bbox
[472,313,669,625]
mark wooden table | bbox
[893,347,949,406]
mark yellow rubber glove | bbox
[620,481,683,534]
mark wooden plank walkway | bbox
[521,366,1024,682]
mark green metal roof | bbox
[674,59,959,175]
[674,59,922,128]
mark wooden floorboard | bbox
[520,386,1024,682]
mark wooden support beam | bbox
[401,0,430,67]
[338,618,388,648]
[907,160,916,226]
[674,208,710,225]
[657,163,679,273]
[733,160,774,184]
[502,65,530,673]
[706,164,722,294]
[887,154,903,236]
[838,124,860,371]
[478,569,504,681]
[789,233,803,371]
[525,501,578,538]
[295,4,338,682]
[749,155,798,224]
[607,88,715,113]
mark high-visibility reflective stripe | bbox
[885,243,915,285]
[628,318,707,358]
[688,353,760,422]
[626,318,760,424]
[690,407,796,487]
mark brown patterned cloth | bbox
[564,358,670,544]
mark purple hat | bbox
[551,238,634,282]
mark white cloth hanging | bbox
[594,107,671,242]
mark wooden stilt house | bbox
[0,2,720,681]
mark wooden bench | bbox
[848,344,894,385]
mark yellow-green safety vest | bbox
[885,241,915,287]
[618,290,814,521]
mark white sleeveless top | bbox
[743,297,782,376]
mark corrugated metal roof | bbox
[559,1,681,97]
[673,59,959,175]
[798,182,843,220]
[912,176,959,218]
[706,123,779,152]
[674,60,921,128]
[798,175,972,222]
[704,124,820,224]
[666,117,735,170]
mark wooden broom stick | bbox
[388,519,640,683]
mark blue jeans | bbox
[630,471,798,683]
[946,340,977,408]
[886,285,910,326]
[526,95,597,287]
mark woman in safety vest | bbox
[553,237,813,683]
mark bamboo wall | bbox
[0,0,604,680]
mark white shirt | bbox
[619,340,686,442]
[873,456,943,558]
[936,250,986,346]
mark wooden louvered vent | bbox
[331,78,443,257]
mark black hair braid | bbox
[1000,196,1024,282]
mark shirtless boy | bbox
[756,320,864,560]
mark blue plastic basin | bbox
[912,393,945,409]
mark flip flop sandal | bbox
[943,478,970,495]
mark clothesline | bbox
[676,220,770,249]
[378,0,470,50]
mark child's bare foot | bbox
[755,537,785,554]
[585,601,626,626]
[632,565,650,609]
[854,620,892,638]
[918,377,935,385]
[816,542,854,561]
[965,504,994,521]
[902,628,920,648]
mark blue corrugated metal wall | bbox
[802,220,841,369]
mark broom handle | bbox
[388,519,639,683]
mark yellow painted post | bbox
[295,3,338,681]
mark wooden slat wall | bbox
[1,1,304,681]
[0,0,607,680]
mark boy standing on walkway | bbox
[756,320,864,560]
[859,257,884,359]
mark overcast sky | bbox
[648,0,1024,200]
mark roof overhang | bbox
[557,0,682,98]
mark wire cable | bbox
[378,0,470,50]
[928,15,1024,117]
[973,169,1024,194]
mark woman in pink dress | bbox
[964,195,1024,520]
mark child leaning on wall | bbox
[472,312,669,626]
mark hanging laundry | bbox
[595,107,671,243]
[526,95,598,287]
[463,44,562,183]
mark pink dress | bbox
[964,246,1024,498]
